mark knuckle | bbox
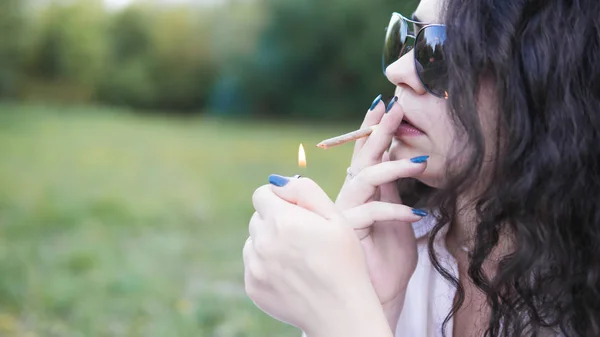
[244,272,260,299]
[250,211,265,229]
[249,260,268,284]
[254,236,274,258]
[243,247,269,287]
[242,238,253,263]
[251,185,270,207]
[248,212,258,233]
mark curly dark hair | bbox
[399,0,600,336]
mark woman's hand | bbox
[335,95,429,327]
[244,175,409,337]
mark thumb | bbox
[268,174,337,219]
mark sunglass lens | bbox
[382,15,409,74]
[414,25,448,97]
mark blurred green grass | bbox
[0,103,354,337]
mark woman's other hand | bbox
[244,175,405,337]
[335,95,429,327]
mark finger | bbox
[382,150,391,163]
[243,236,251,255]
[252,184,291,219]
[248,213,276,260]
[354,97,404,167]
[379,152,402,203]
[243,237,268,292]
[248,212,262,239]
[353,94,385,157]
[268,174,337,219]
[337,157,428,207]
[379,180,401,203]
[242,236,254,269]
[343,202,426,229]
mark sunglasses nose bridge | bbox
[383,48,429,96]
[401,35,416,57]
[383,14,449,98]
[406,24,415,38]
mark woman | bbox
[243,0,600,336]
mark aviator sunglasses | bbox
[382,12,448,98]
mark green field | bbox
[0,103,354,337]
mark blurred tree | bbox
[20,0,106,102]
[97,4,218,112]
[207,1,269,115]
[0,0,25,98]
[96,5,157,108]
[4,0,420,120]
[149,6,218,111]
[227,0,418,121]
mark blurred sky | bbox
[104,0,130,9]
[103,0,226,9]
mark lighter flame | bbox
[298,143,307,168]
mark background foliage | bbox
[0,0,418,335]
[1,0,417,119]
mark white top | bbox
[397,215,563,337]
[395,214,457,337]
[302,215,457,337]
[301,214,563,337]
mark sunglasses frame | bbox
[383,12,447,98]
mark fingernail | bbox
[410,155,429,164]
[412,208,428,217]
[268,174,289,187]
[369,94,382,111]
[385,96,397,113]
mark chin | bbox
[389,139,422,161]
[389,141,446,189]
[414,170,444,188]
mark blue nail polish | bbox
[369,94,382,111]
[410,155,429,164]
[268,174,289,187]
[412,208,429,217]
[385,96,398,113]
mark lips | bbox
[399,117,425,133]
[394,114,426,138]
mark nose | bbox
[384,50,428,95]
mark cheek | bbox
[414,99,456,160]
[388,106,456,188]
[428,112,456,155]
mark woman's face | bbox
[386,0,454,188]
[387,0,497,189]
